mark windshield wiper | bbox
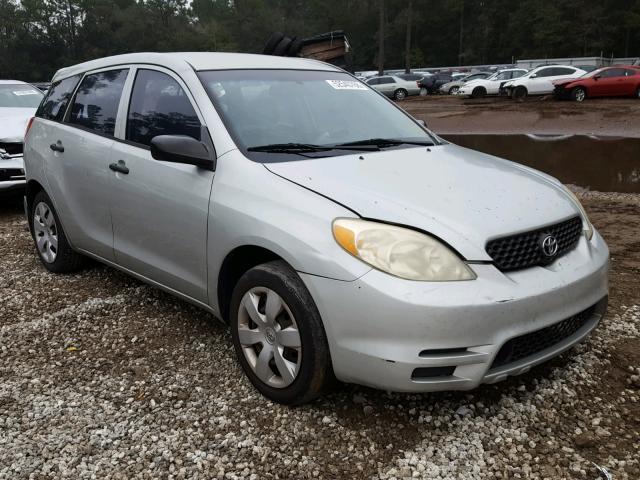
[332,138,435,148]
[247,142,379,153]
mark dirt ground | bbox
[401,95,640,137]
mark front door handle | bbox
[109,160,129,174]
[49,141,64,153]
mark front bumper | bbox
[0,156,26,194]
[301,231,609,392]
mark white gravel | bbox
[1,195,639,479]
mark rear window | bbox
[68,69,128,137]
[36,75,80,121]
[0,84,43,108]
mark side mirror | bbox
[593,74,601,80]
[150,135,215,171]
[530,74,537,79]
[414,118,427,128]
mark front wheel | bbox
[394,88,408,100]
[636,87,640,99]
[31,190,86,273]
[449,86,459,94]
[229,260,334,405]
[571,87,586,102]
[471,86,486,99]
[513,86,528,101]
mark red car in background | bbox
[553,65,640,101]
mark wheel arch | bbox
[217,245,287,323]
[25,179,46,233]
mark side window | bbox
[602,68,626,78]
[126,69,201,147]
[535,68,554,78]
[36,75,81,122]
[495,72,509,80]
[511,70,526,79]
[367,78,380,85]
[379,77,394,84]
[68,69,128,136]
[553,68,575,76]
[625,69,638,76]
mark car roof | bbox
[52,52,341,82]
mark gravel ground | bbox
[1,191,639,480]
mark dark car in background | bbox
[439,72,491,94]
[553,66,640,101]
[419,73,453,94]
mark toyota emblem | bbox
[540,234,559,257]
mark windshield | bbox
[581,68,606,78]
[0,84,44,108]
[197,70,436,160]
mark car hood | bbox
[264,144,579,261]
[0,108,36,142]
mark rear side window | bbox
[68,69,128,136]
[511,70,526,78]
[36,75,81,121]
[535,68,555,78]
[602,68,626,78]
[126,69,201,147]
[552,67,575,76]
[379,77,395,84]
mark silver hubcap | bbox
[451,87,459,93]
[576,89,585,101]
[237,287,301,388]
[396,91,405,99]
[33,202,58,263]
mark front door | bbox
[109,68,213,303]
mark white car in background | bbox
[0,80,44,194]
[457,69,528,98]
[365,75,421,100]
[503,65,586,99]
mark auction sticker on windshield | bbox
[326,80,367,90]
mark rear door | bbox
[42,68,130,261]
[376,77,396,96]
[527,67,557,94]
[109,67,213,303]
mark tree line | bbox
[1,0,639,81]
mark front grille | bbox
[0,168,25,182]
[490,304,596,370]
[486,216,582,271]
[0,142,24,157]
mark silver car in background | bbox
[365,74,421,100]
[1,80,43,194]
[24,53,608,405]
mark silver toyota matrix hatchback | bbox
[24,53,609,404]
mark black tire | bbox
[393,88,408,100]
[31,190,86,273]
[272,37,293,56]
[287,37,303,57]
[262,32,284,54]
[513,86,528,101]
[448,86,459,94]
[571,87,587,102]
[636,87,640,99]
[471,86,486,98]
[229,260,334,405]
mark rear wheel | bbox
[31,190,86,273]
[229,260,334,405]
[571,87,586,102]
[394,88,408,100]
[471,86,486,98]
[513,86,528,100]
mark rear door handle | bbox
[49,141,64,153]
[109,160,129,174]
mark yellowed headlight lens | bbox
[565,188,594,241]
[332,218,476,281]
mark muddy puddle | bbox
[443,134,640,193]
